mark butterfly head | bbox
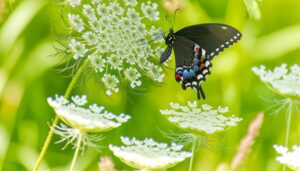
[165,28,175,45]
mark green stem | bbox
[33,60,90,171]
[70,132,82,171]
[283,100,293,171]
[285,99,293,147]
[189,135,197,171]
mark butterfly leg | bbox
[196,83,205,100]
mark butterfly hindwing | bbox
[175,23,242,59]
[173,36,212,99]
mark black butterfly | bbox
[160,23,242,100]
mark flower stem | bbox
[189,135,197,171]
[283,99,293,171]
[33,60,90,171]
[70,132,82,171]
[285,99,293,147]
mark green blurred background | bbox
[1,0,300,170]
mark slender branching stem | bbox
[33,60,90,171]
[283,99,293,171]
[189,135,197,171]
[285,99,293,147]
[70,132,82,171]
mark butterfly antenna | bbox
[173,8,180,28]
[166,14,173,28]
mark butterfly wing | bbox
[173,35,195,67]
[173,35,211,99]
[175,23,242,59]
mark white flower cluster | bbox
[160,101,242,134]
[252,64,300,97]
[48,95,131,132]
[109,136,191,170]
[274,145,300,170]
[67,0,165,95]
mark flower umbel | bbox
[274,145,300,170]
[48,95,131,132]
[160,101,242,134]
[252,64,300,97]
[109,136,191,170]
[65,0,165,95]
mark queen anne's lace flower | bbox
[274,145,300,170]
[141,2,160,21]
[124,67,141,88]
[124,0,137,6]
[160,101,242,134]
[68,0,81,7]
[252,64,300,97]
[109,136,191,170]
[102,74,119,95]
[48,95,131,132]
[65,0,165,95]
[69,39,86,59]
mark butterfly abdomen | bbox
[160,44,173,64]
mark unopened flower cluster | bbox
[67,0,165,95]
[160,101,242,134]
[109,136,191,170]
[274,145,300,170]
[48,95,131,132]
[252,64,300,97]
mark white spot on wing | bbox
[197,74,203,80]
[221,26,228,30]
[205,61,210,67]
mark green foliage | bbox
[1,0,300,170]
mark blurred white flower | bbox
[68,0,81,7]
[141,2,159,21]
[102,74,120,95]
[274,145,300,170]
[124,0,137,6]
[109,136,191,170]
[65,0,165,95]
[68,14,84,32]
[69,39,86,59]
[124,67,142,88]
[88,53,106,73]
[252,64,300,97]
[48,95,131,132]
[160,101,242,134]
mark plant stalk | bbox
[70,132,82,171]
[283,99,293,171]
[33,60,90,171]
[189,135,197,171]
[285,99,293,147]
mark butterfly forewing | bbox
[175,23,242,59]
[173,36,195,67]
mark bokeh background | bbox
[1,0,300,170]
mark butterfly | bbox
[160,23,242,99]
